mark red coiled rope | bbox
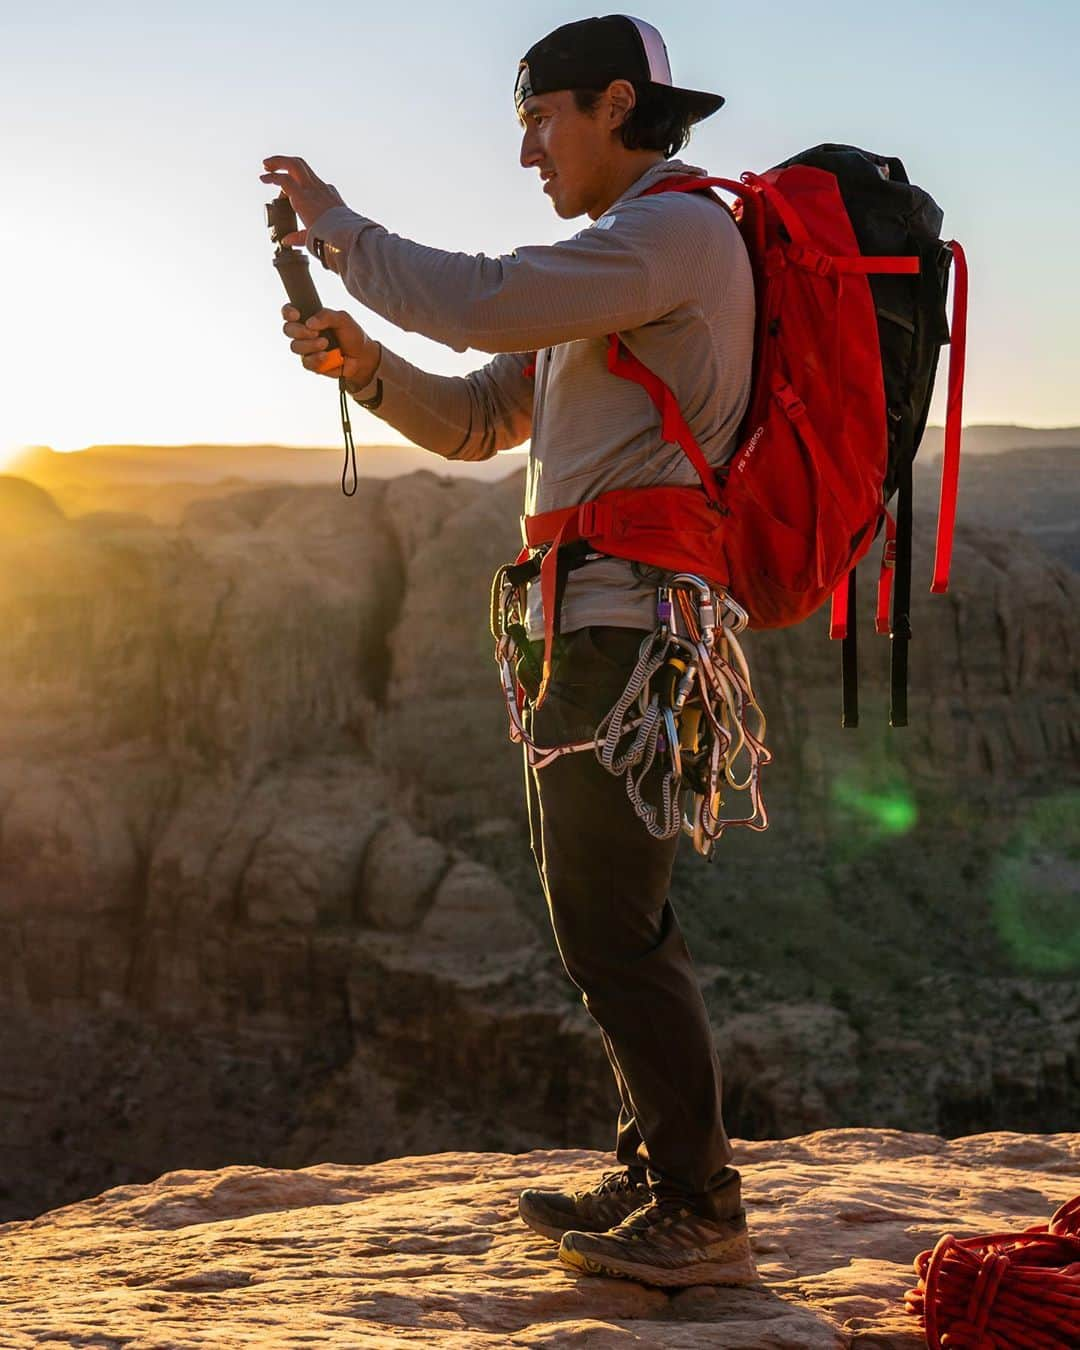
[904,1194,1080,1348]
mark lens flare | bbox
[831,776,919,836]
[989,793,1080,975]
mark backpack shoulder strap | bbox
[601,174,753,503]
[605,335,723,503]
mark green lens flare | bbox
[831,779,918,836]
[989,793,1080,976]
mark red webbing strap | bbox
[606,335,723,503]
[520,504,585,710]
[732,170,810,247]
[536,521,567,707]
[829,570,851,640]
[930,240,969,594]
[670,176,768,258]
[635,173,752,235]
[832,256,921,274]
[644,176,920,279]
[611,173,772,502]
[523,503,583,550]
[638,174,747,201]
[521,352,537,380]
[876,509,897,634]
[698,176,768,256]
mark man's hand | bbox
[260,156,346,246]
[281,304,382,385]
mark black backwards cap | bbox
[515,15,725,125]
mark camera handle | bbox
[272,249,341,358]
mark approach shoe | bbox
[559,1196,759,1288]
[518,1168,652,1243]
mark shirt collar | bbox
[606,158,707,213]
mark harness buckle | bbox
[788,244,834,276]
[579,501,610,537]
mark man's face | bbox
[518,89,617,220]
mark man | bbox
[261,14,757,1288]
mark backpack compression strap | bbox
[930,240,969,594]
[888,239,968,726]
[827,234,967,725]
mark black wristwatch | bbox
[354,377,383,410]
[311,234,343,274]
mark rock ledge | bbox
[2,1127,1078,1348]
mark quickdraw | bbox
[491,560,771,858]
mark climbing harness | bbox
[491,557,770,858]
[905,1192,1080,1349]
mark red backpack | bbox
[523,144,968,726]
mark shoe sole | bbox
[559,1236,760,1289]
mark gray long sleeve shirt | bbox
[306,157,755,636]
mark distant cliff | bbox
[10,426,1078,553]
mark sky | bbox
[2,0,1078,460]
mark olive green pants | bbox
[521,625,742,1220]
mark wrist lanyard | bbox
[339,375,357,496]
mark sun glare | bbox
[0,443,31,472]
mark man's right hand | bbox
[281,304,382,386]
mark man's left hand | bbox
[260,156,346,246]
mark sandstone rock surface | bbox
[2,1129,1078,1349]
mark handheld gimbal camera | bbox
[265,193,356,494]
[265,193,342,368]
